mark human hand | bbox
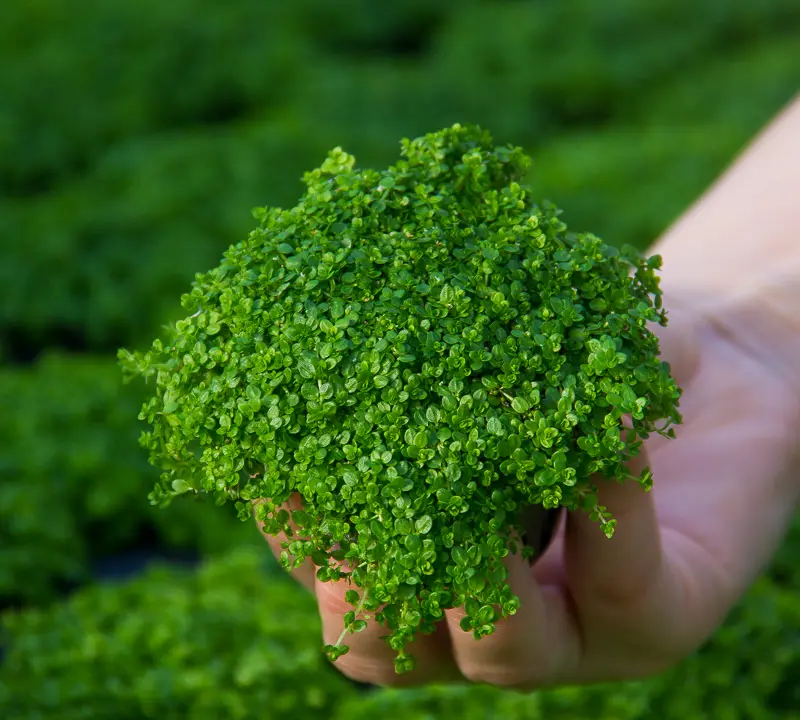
[257,271,800,690]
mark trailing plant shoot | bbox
[119,124,682,674]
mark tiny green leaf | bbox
[415,515,433,534]
[511,397,530,413]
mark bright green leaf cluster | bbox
[120,123,681,673]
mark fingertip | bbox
[442,538,580,689]
[315,574,460,686]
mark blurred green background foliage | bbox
[0,0,798,716]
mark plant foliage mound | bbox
[121,124,681,672]
[0,548,355,719]
[0,352,261,607]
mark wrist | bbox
[650,92,800,307]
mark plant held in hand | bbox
[120,124,681,674]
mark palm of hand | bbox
[262,293,800,689]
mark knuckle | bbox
[586,575,657,609]
[316,582,352,613]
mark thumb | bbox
[563,443,661,609]
[560,294,697,607]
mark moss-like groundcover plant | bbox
[120,124,681,673]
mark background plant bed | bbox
[2,0,799,713]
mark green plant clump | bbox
[121,124,681,673]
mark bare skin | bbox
[258,94,800,689]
